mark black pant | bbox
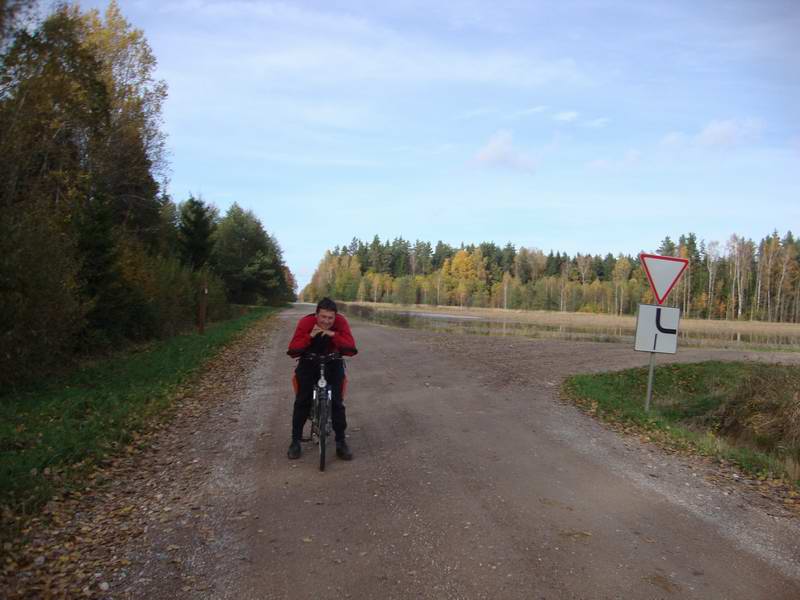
[292,359,347,443]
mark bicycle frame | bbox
[310,363,332,440]
[303,352,341,471]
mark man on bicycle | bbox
[287,297,358,461]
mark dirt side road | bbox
[123,306,800,600]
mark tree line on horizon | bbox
[0,2,294,386]
[302,232,800,323]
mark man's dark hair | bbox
[316,297,338,313]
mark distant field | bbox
[343,302,800,351]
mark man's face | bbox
[316,309,336,330]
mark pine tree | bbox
[178,196,217,270]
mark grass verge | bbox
[562,361,800,484]
[1,307,278,522]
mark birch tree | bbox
[612,256,632,316]
[576,253,593,286]
[761,233,780,321]
[775,239,796,322]
[705,241,720,319]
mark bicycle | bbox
[300,352,342,471]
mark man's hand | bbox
[310,325,335,338]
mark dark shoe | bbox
[336,440,353,461]
[287,440,301,459]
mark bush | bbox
[715,367,800,458]
[0,203,88,388]
[118,239,231,338]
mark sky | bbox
[78,0,799,289]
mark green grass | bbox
[0,307,278,520]
[563,361,800,482]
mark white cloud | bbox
[246,45,583,88]
[660,131,688,147]
[510,105,549,119]
[584,117,610,128]
[474,130,536,173]
[460,105,549,121]
[553,111,579,122]
[158,0,373,34]
[157,2,587,89]
[661,119,763,149]
[697,119,762,147]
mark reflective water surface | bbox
[341,303,800,351]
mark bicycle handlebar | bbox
[300,352,342,363]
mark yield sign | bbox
[640,253,689,305]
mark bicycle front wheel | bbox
[318,390,329,471]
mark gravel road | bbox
[125,305,800,600]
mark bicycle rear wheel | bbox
[318,389,329,471]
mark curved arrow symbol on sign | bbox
[655,307,677,334]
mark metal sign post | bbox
[645,352,656,412]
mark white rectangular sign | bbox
[634,304,680,354]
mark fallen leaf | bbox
[559,530,592,541]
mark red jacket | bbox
[287,313,358,358]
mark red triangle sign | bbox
[640,253,689,305]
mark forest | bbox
[302,232,800,323]
[0,2,295,386]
